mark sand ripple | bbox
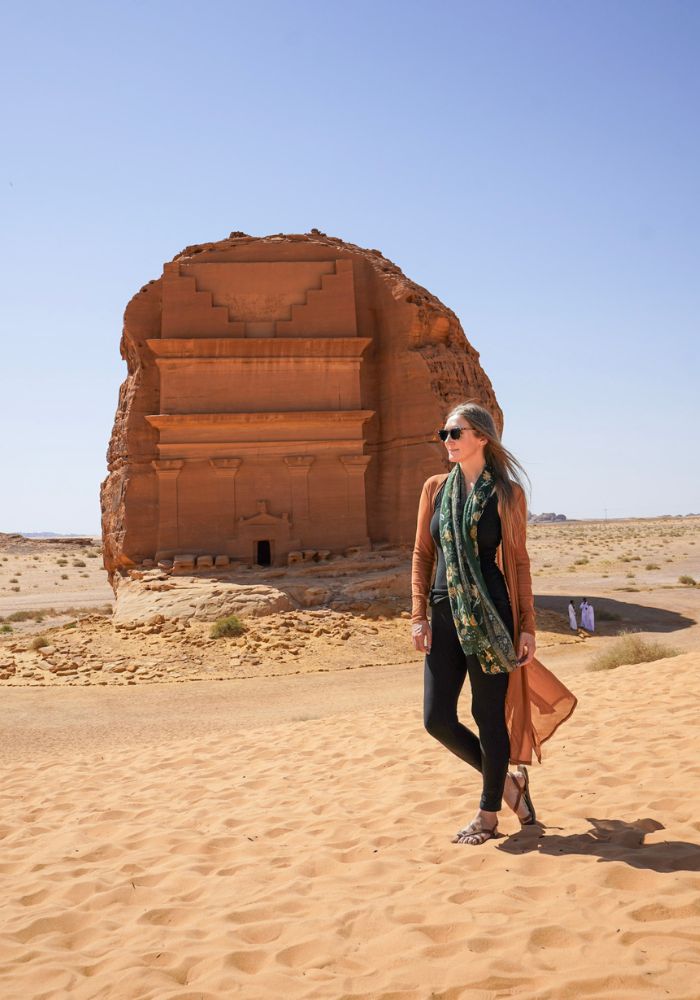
[2,653,700,999]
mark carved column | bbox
[152,459,184,556]
[283,455,315,523]
[339,454,372,546]
[209,457,243,536]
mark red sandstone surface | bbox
[100,230,500,586]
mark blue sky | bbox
[1,0,698,532]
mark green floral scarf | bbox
[439,463,519,675]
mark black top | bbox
[429,480,512,626]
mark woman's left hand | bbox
[517,631,536,666]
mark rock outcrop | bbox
[100,230,501,586]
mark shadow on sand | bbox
[535,594,696,635]
[496,816,700,872]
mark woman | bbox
[411,401,577,846]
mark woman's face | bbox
[443,419,488,464]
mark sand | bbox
[1,518,700,998]
[2,652,700,999]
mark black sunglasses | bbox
[437,426,473,441]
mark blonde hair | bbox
[444,400,531,546]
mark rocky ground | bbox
[0,516,698,687]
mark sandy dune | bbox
[2,651,700,999]
[1,518,699,998]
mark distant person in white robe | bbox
[584,601,595,632]
[568,600,578,630]
[580,598,593,632]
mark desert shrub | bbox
[30,635,49,650]
[588,631,680,672]
[4,610,39,622]
[73,560,86,568]
[210,614,246,639]
[60,574,69,580]
[679,575,697,586]
[574,558,588,565]
[645,563,660,570]
[0,624,12,633]
[56,558,68,566]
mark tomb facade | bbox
[101,231,501,582]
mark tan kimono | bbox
[411,473,577,765]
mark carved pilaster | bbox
[283,455,315,522]
[152,458,184,554]
[209,457,243,534]
[339,454,372,546]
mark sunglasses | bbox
[437,426,473,441]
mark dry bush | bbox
[210,614,246,639]
[588,631,680,672]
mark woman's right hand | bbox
[411,619,432,653]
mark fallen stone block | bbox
[172,555,196,574]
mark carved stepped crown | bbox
[161,258,356,339]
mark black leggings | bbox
[423,598,514,812]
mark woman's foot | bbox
[452,810,499,845]
[503,766,537,825]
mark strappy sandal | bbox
[451,819,499,845]
[510,764,537,825]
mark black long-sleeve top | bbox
[429,481,513,632]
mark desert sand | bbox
[1,517,699,999]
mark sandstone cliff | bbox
[100,230,501,586]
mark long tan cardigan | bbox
[411,473,578,765]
